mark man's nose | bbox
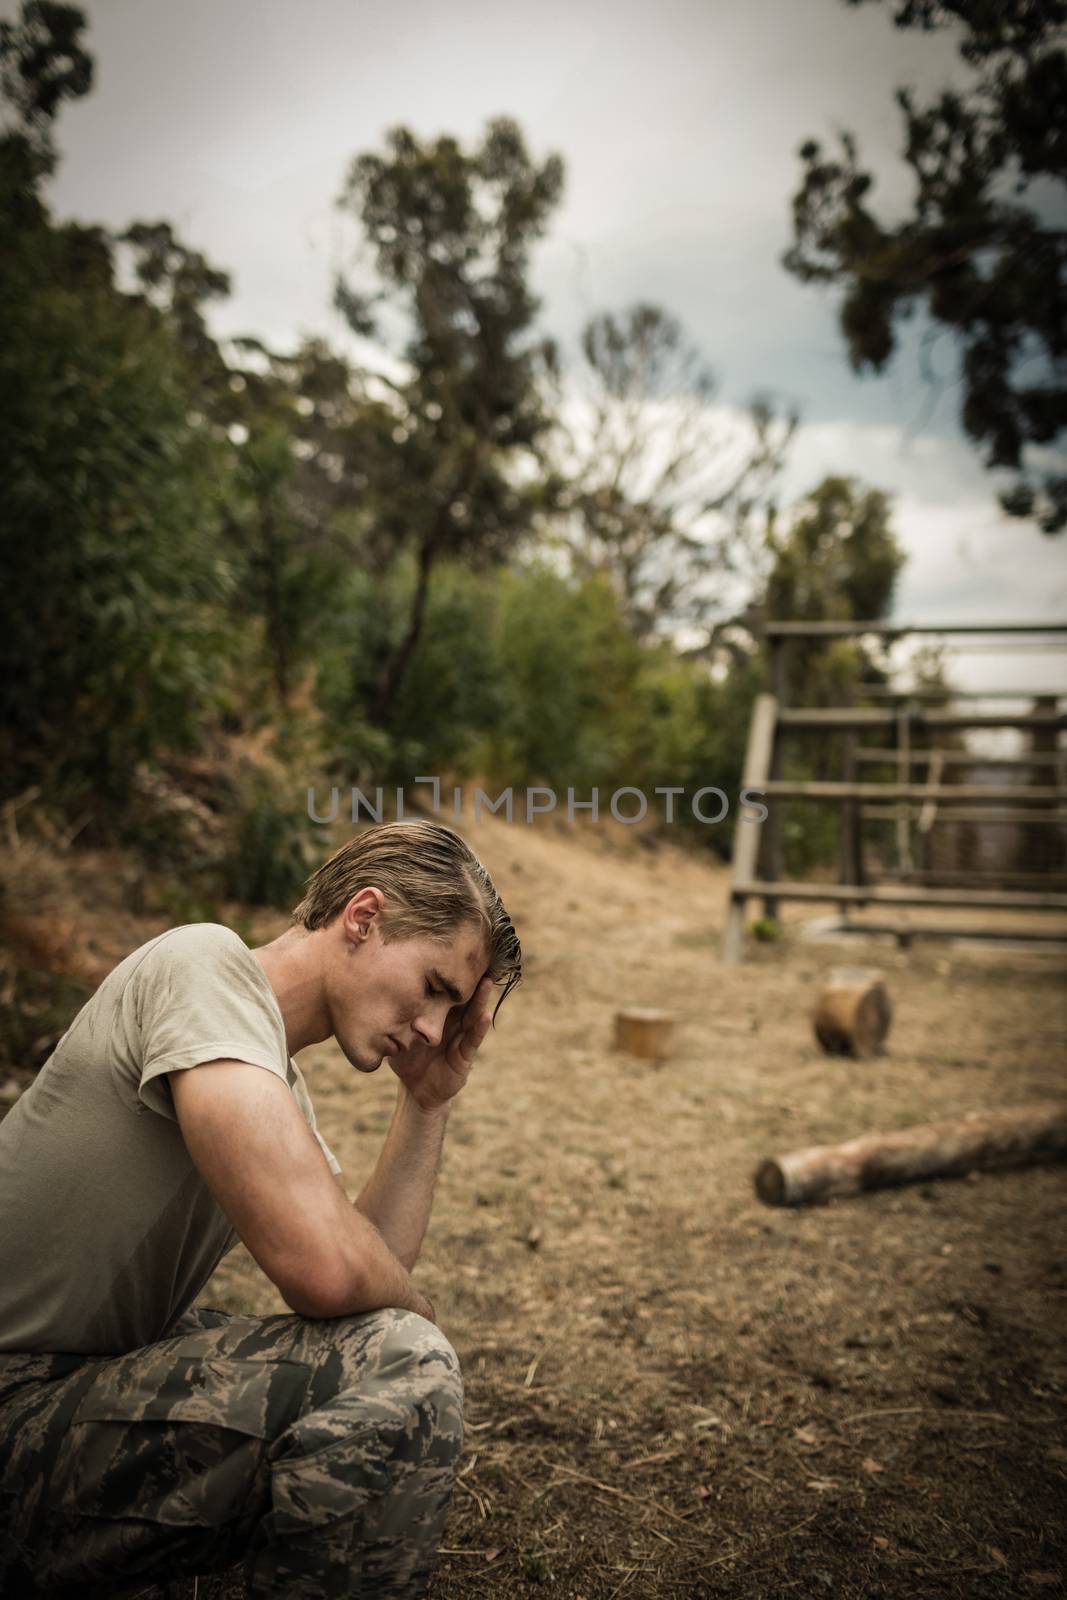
[413,1009,446,1048]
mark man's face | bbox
[326,917,488,1074]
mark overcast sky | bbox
[33,0,1067,688]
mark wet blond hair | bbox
[293,821,522,1015]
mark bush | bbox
[220,774,315,909]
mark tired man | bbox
[0,820,522,1597]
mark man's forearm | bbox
[354,1085,450,1271]
[299,1202,435,1324]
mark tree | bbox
[334,117,565,724]
[553,302,796,642]
[0,1,91,177]
[749,476,905,709]
[785,0,1067,532]
[117,220,232,402]
[0,2,234,808]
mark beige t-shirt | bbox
[0,923,340,1356]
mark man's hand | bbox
[389,974,494,1113]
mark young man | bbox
[0,820,522,1598]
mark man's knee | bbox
[350,1309,463,1453]
[261,1311,463,1556]
[286,1309,463,1469]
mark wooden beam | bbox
[731,880,1067,911]
[762,621,1067,639]
[722,694,777,966]
[760,781,1064,803]
[857,687,1065,700]
[862,806,1067,825]
[800,918,1067,946]
[854,750,1065,768]
[778,709,1067,730]
[901,871,1067,888]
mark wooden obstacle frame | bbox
[722,621,1067,964]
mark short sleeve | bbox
[132,924,288,1120]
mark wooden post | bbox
[840,731,865,904]
[762,637,788,923]
[813,968,891,1058]
[613,1008,675,1062]
[895,706,913,877]
[916,748,944,883]
[754,1102,1067,1207]
[722,693,777,965]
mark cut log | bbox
[755,1101,1067,1207]
[813,968,891,1058]
[613,1008,675,1061]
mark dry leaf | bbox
[794,1425,818,1446]
[808,1478,837,1492]
[862,1457,885,1475]
[483,1547,502,1563]
[989,1548,1009,1569]
[873,1536,890,1550]
[1024,1574,1061,1588]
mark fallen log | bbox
[813,967,891,1059]
[754,1101,1067,1207]
[613,1008,675,1062]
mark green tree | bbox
[0,232,234,806]
[785,0,1067,532]
[762,476,904,628]
[0,1,91,177]
[316,557,503,784]
[0,2,234,809]
[118,220,232,402]
[334,117,565,724]
[745,476,906,843]
[481,565,644,792]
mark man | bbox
[0,819,522,1598]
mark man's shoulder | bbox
[134,922,253,971]
[118,923,266,1008]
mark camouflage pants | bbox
[0,1306,464,1598]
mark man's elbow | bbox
[270,1252,365,1319]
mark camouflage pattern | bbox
[0,1305,463,1598]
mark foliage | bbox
[220,772,316,909]
[785,0,1067,532]
[478,564,645,792]
[335,118,566,720]
[316,556,503,783]
[750,475,904,722]
[0,2,238,814]
[0,1,91,177]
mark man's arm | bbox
[170,1061,435,1322]
[349,974,495,1272]
[352,1088,450,1272]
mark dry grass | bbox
[9,809,1066,1597]
[203,814,1067,1598]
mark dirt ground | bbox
[8,813,1067,1598]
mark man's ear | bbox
[340,887,385,945]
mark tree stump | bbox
[613,1008,675,1062]
[813,967,891,1058]
[754,1101,1067,1206]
